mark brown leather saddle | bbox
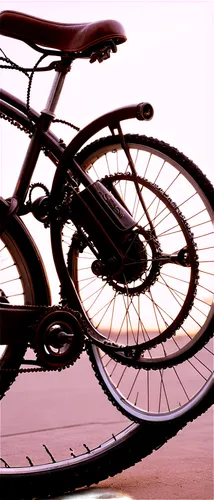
[0,10,127,56]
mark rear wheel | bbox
[0,199,50,398]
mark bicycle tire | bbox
[0,198,51,398]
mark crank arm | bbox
[0,304,47,345]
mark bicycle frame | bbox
[0,57,154,351]
[0,55,153,219]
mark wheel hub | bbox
[91,231,147,283]
[91,228,161,295]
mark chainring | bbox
[33,306,85,370]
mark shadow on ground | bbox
[37,486,133,499]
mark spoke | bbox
[0,263,15,271]
[90,161,100,180]
[134,391,140,406]
[78,275,98,290]
[108,360,118,378]
[144,152,152,179]
[185,207,207,222]
[172,366,189,400]
[132,183,143,220]
[115,173,124,198]
[173,191,198,210]
[78,254,94,260]
[149,289,162,337]
[160,270,214,298]
[163,171,181,194]
[105,154,111,176]
[86,285,111,319]
[154,218,183,236]
[127,369,140,400]
[194,231,214,240]
[158,275,186,308]
[64,223,74,232]
[197,282,214,295]
[197,260,214,264]
[121,291,137,345]
[6,292,24,298]
[62,234,73,243]
[103,354,115,370]
[145,291,174,326]
[160,271,190,284]
[115,307,129,343]
[96,294,117,330]
[192,354,212,374]
[80,282,108,303]
[153,160,166,184]
[187,358,208,381]
[159,274,210,316]
[204,344,213,356]
[77,265,93,271]
[197,246,214,252]
[0,277,20,285]
[159,277,208,326]
[159,370,170,412]
[116,150,120,175]
[125,294,152,343]
[188,221,212,231]
[116,365,128,389]
[107,292,117,340]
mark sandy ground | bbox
[0,352,213,500]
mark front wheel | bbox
[59,134,213,422]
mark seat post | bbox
[42,57,72,117]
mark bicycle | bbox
[0,10,213,499]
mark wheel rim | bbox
[0,230,35,371]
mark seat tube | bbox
[11,58,72,210]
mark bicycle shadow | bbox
[36,486,133,499]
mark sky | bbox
[1,0,214,177]
[0,0,213,302]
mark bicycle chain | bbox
[0,111,58,159]
[0,111,77,157]
[0,111,34,136]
